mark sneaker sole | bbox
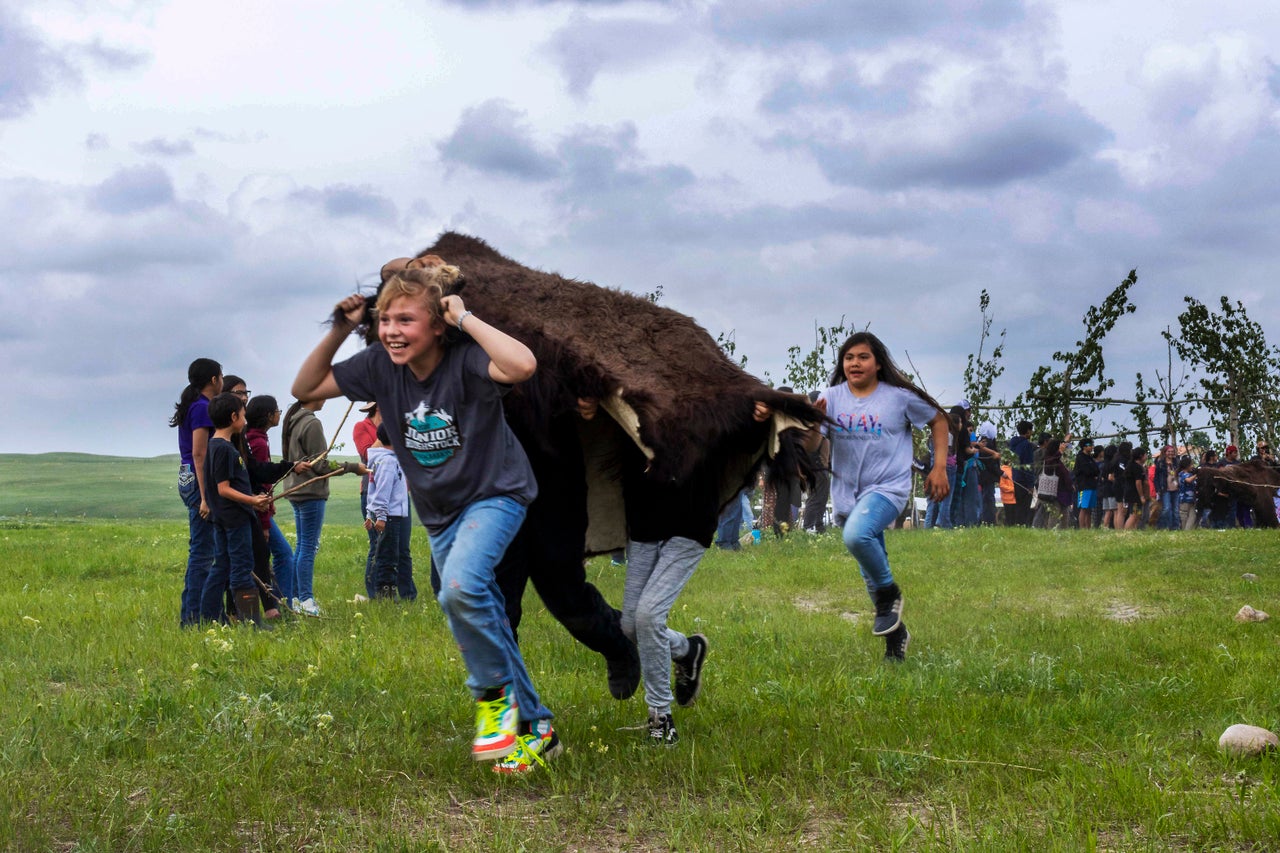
[472,735,519,761]
[872,602,903,636]
[493,740,565,775]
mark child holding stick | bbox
[201,392,272,628]
[292,258,559,775]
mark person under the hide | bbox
[292,258,560,775]
[200,392,273,628]
[577,398,766,745]
[770,332,950,661]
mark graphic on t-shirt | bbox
[403,402,462,468]
[833,412,883,437]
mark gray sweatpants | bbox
[622,538,703,715]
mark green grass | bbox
[2,489,1279,848]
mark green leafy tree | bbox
[1021,269,1139,436]
[1164,296,1280,447]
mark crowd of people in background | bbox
[712,395,1280,541]
[923,411,1278,532]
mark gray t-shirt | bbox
[332,341,537,533]
[819,382,938,515]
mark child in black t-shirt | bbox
[200,392,272,628]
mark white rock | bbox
[1234,605,1270,623]
[1219,724,1279,756]
[1242,573,1259,582]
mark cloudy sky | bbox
[3,0,1279,456]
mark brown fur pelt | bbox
[1195,460,1280,528]
[402,231,823,485]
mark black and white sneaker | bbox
[674,634,708,707]
[872,583,903,636]
[648,710,678,746]
[884,622,910,662]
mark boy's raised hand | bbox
[333,294,366,331]
[440,294,466,328]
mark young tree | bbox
[1164,296,1280,446]
[783,316,855,394]
[716,330,748,370]
[1022,269,1139,436]
[962,288,1007,427]
[1129,373,1156,446]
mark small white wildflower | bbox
[315,712,334,729]
[190,663,200,671]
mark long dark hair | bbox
[169,358,222,428]
[245,395,278,430]
[281,400,308,454]
[828,332,948,422]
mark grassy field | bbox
[2,507,1279,851]
[0,453,364,521]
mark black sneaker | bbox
[648,710,678,746]
[884,622,910,662]
[674,634,708,707]
[606,641,641,700]
[872,583,903,636]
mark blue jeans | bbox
[923,463,956,529]
[291,499,326,602]
[715,493,744,550]
[953,460,982,527]
[368,515,416,600]
[840,491,901,595]
[266,517,295,603]
[201,522,255,622]
[1159,491,1178,530]
[179,466,215,626]
[430,496,551,723]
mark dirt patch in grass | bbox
[1105,602,1143,623]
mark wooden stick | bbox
[273,467,346,501]
[320,400,357,462]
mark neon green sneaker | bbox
[493,720,564,775]
[472,686,519,761]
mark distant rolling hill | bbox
[0,453,363,521]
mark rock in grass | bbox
[1242,573,1259,582]
[1234,605,1270,622]
[1218,724,1279,756]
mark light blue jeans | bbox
[430,496,551,723]
[922,463,956,529]
[266,517,295,603]
[840,491,901,595]
[291,499,326,602]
